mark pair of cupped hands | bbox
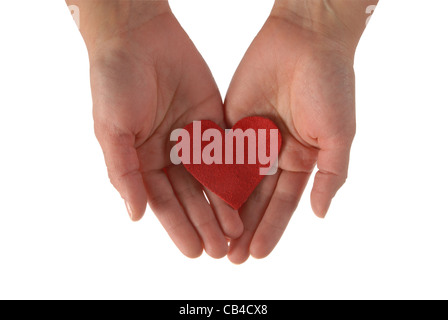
[74,0,370,263]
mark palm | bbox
[225,17,356,263]
[91,13,242,258]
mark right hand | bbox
[76,1,243,258]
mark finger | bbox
[94,124,147,221]
[250,171,310,259]
[144,169,203,258]
[167,166,229,259]
[204,189,244,240]
[311,138,353,218]
[228,172,280,264]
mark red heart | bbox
[177,117,282,210]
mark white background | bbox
[0,0,447,300]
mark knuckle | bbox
[193,216,215,229]
[179,187,197,201]
[250,185,273,203]
[264,216,285,232]
[336,131,355,146]
[93,118,133,143]
[274,191,299,210]
[148,194,173,212]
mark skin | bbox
[67,0,244,259]
[226,0,379,263]
[66,0,378,263]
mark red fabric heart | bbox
[178,117,282,210]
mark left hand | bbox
[224,8,362,263]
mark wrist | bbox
[271,0,378,55]
[66,0,171,53]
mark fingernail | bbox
[125,201,133,220]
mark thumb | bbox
[311,135,354,218]
[94,122,148,221]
